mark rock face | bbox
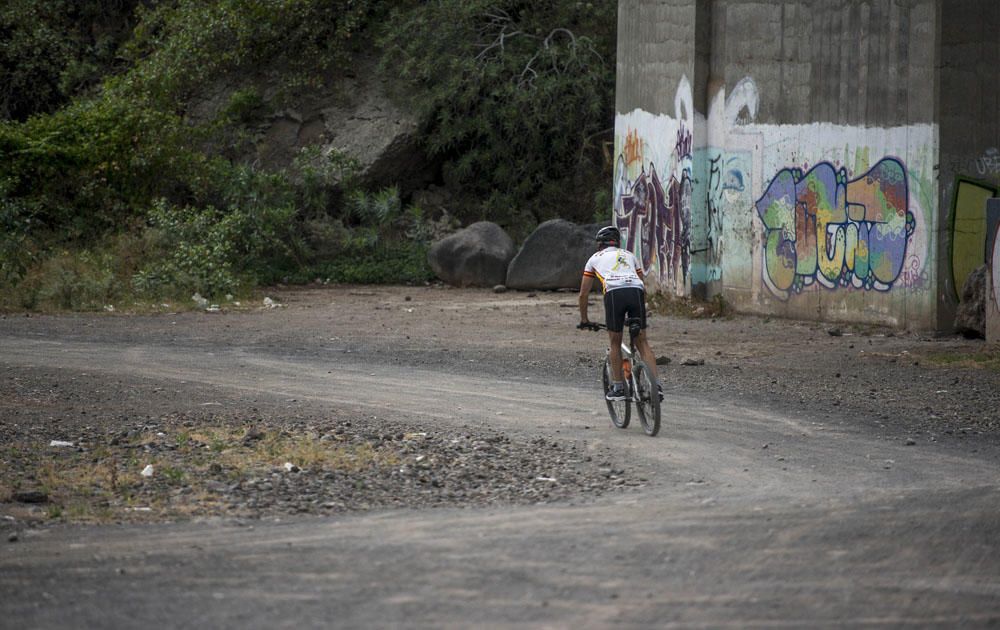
[428,222,515,287]
[506,220,605,290]
[955,264,987,338]
[193,56,437,196]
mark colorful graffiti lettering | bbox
[755,158,914,300]
[614,124,692,288]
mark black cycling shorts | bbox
[603,287,646,333]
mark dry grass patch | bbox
[646,293,733,319]
[922,349,1000,372]
[0,424,402,524]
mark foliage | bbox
[0,0,141,120]
[132,194,297,298]
[0,0,618,309]
[303,187,435,285]
[380,0,616,225]
[0,95,193,236]
[117,0,380,110]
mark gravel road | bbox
[2,285,999,627]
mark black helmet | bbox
[595,226,621,246]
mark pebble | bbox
[13,490,48,504]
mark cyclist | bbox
[578,226,662,401]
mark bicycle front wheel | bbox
[602,356,630,429]
[632,360,661,436]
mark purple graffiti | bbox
[614,125,692,287]
[755,158,914,298]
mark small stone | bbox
[655,355,671,365]
[905,438,916,446]
[8,532,18,543]
[242,428,265,445]
[493,285,507,294]
[680,358,705,366]
[828,328,844,337]
[13,490,48,504]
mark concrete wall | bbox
[613,0,1000,330]
[614,0,699,296]
[988,202,1000,343]
[939,0,1000,329]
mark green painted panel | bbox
[951,179,998,297]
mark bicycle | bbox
[577,318,661,436]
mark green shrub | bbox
[0,1,141,121]
[133,182,301,298]
[380,0,616,225]
[0,95,193,236]
[8,248,118,311]
[118,0,381,109]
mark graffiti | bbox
[613,77,695,292]
[614,124,692,286]
[950,179,998,298]
[976,148,1000,176]
[899,255,930,290]
[722,77,759,128]
[705,153,748,280]
[755,158,914,300]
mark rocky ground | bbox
[0,366,641,529]
[2,284,999,531]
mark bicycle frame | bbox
[585,317,660,436]
[606,319,642,401]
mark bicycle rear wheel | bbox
[602,356,630,429]
[632,360,660,436]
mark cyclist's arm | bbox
[579,274,596,323]
[629,249,647,287]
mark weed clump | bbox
[646,293,734,319]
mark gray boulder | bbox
[506,220,605,290]
[428,222,515,287]
[955,264,987,338]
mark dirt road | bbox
[2,286,1000,627]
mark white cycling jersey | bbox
[582,247,645,294]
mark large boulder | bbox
[955,264,988,338]
[506,220,605,290]
[428,222,515,287]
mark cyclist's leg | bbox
[604,290,627,384]
[608,331,625,381]
[635,329,659,381]
[630,288,659,382]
